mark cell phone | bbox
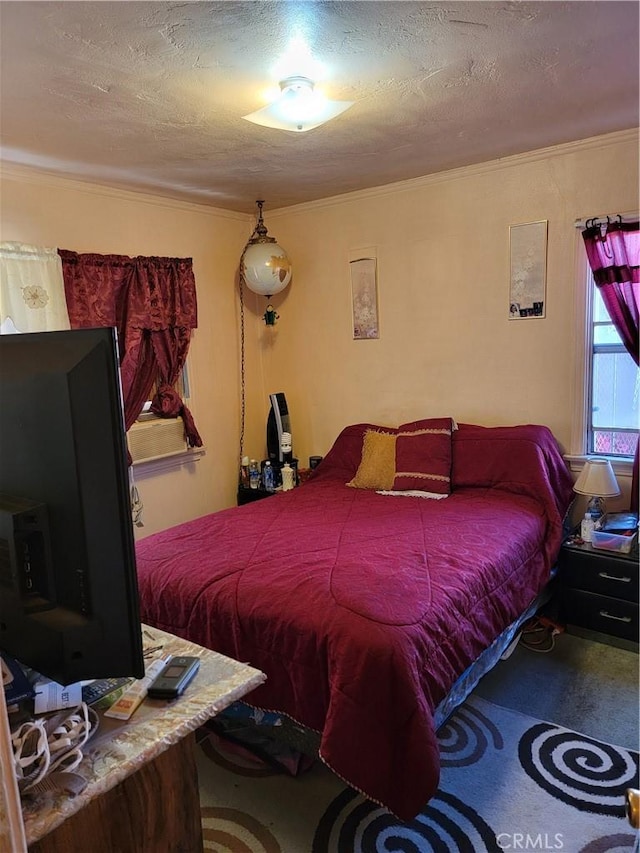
[147,655,200,700]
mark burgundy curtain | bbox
[581,220,639,511]
[59,251,202,447]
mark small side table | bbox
[22,627,265,852]
[557,536,639,648]
[237,485,277,506]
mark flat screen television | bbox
[0,327,145,685]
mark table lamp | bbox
[573,458,620,519]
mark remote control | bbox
[82,677,133,706]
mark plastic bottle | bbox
[249,459,260,490]
[581,512,595,543]
[240,456,250,487]
[281,461,295,491]
[262,460,275,492]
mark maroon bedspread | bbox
[135,423,573,819]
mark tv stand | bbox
[14,627,265,852]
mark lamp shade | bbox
[241,200,292,300]
[242,240,291,297]
[573,459,620,498]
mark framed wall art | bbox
[509,220,548,319]
[350,256,379,339]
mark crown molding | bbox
[272,128,639,217]
[0,162,249,222]
[2,127,636,221]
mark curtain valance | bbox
[0,242,69,334]
[58,250,198,331]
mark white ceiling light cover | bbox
[243,76,353,133]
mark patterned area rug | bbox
[196,696,639,852]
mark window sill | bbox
[564,454,634,478]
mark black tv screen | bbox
[0,327,144,685]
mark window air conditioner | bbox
[127,417,188,464]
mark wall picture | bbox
[350,257,379,339]
[509,220,548,319]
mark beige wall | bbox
[261,130,638,510]
[0,167,258,535]
[1,130,637,535]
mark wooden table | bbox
[13,627,265,852]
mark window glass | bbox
[593,323,624,345]
[588,280,639,457]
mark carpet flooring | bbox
[196,694,639,852]
[476,632,639,752]
[196,634,639,853]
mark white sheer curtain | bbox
[0,242,69,334]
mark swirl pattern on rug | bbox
[312,787,500,852]
[579,832,640,852]
[438,701,503,767]
[518,723,639,816]
[201,806,281,853]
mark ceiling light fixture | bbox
[243,76,353,133]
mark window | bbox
[587,270,639,458]
[128,364,195,466]
[137,363,191,422]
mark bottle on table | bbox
[249,459,260,490]
[240,456,250,487]
[262,461,275,492]
[581,512,595,543]
[281,461,295,491]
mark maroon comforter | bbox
[136,423,573,819]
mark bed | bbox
[135,420,574,820]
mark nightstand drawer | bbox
[559,547,638,601]
[562,589,639,641]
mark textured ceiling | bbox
[0,1,638,214]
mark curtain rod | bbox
[574,211,639,229]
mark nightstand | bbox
[557,536,639,647]
[237,485,276,506]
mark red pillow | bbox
[393,417,454,494]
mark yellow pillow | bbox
[347,429,397,490]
